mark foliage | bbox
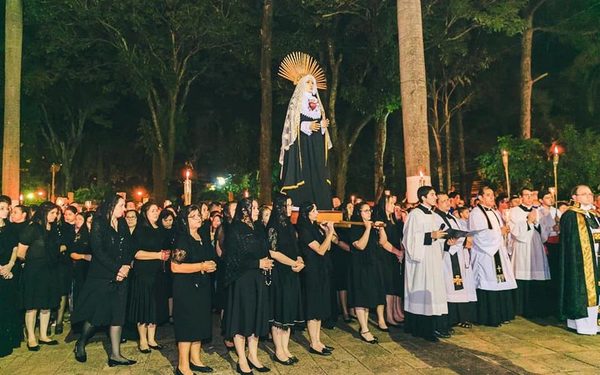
[477,135,551,194]
[73,185,112,203]
[556,125,600,194]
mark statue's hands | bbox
[310,121,320,132]
[321,118,329,128]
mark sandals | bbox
[458,322,473,328]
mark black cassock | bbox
[280,113,332,209]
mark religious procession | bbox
[3,1,600,374]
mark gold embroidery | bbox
[280,180,305,192]
[577,213,597,307]
[593,233,600,243]
[453,275,463,286]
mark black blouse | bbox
[223,221,269,286]
[86,217,134,280]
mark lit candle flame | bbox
[419,170,424,178]
[185,170,191,179]
[554,145,559,155]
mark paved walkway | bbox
[2,316,600,374]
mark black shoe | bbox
[149,343,163,350]
[271,354,294,366]
[120,338,127,344]
[175,368,185,375]
[424,335,440,342]
[360,331,378,344]
[248,360,270,372]
[448,327,455,334]
[108,358,137,367]
[377,325,389,332]
[236,363,253,374]
[27,343,40,352]
[39,339,59,346]
[289,356,299,363]
[138,346,151,354]
[190,362,214,373]
[309,347,332,356]
[55,324,64,335]
[324,345,334,351]
[73,345,87,363]
[433,330,451,339]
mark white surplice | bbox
[468,205,517,291]
[434,211,477,303]
[509,205,551,281]
[403,204,448,316]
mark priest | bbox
[468,186,517,327]
[402,186,448,342]
[559,185,600,335]
[509,187,551,317]
[434,193,477,329]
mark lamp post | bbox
[50,163,61,202]
[501,150,510,197]
[183,169,192,206]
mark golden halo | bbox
[278,51,327,90]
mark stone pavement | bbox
[2,315,600,375]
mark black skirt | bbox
[173,275,212,342]
[128,268,160,324]
[72,277,128,326]
[71,261,89,311]
[0,277,22,357]
[447,302,477,325]
[223,269,271,338]
[476,289,515,327]
[20,260,60,310]
[513,279,552,318]
[331,245,350,291]
[378,249,403,296]
[271,265,304,329]
[302,261,332,321]
[347,259,385,309]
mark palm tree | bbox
[3,0,23,200]
[396,0,430,202]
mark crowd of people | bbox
[1,184,599,374]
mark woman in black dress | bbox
[0,195,22,357]
[215,201,236,351]
[129,202,170,353]
[72,195,136,366]
[347,202,388,344]
[69,212,91,315]
[158,208,176,323]
[124,209,138,235]
[332,200,353,322]
[223,198,273,374]
[171,205,216,375]
[373,194,405,327]
[17,201,61,350]
[297,202,336,355]
[54,205,77,335]
[267,194,304,365]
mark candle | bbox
[501,150,510,197]
[418,169,425,187]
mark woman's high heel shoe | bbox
[236,363,253,374]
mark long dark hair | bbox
[96,194,124,223]
[234,197,256,226]
[296,201,316,228]
[351,201,371,222]
[158,208,176,230]
[30,201,58,229]
[139,201,158,228]
[176,205,202,243]
[268,193,291,229]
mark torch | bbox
[501,150,510,197]
[553,145,559,208]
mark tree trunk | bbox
[456,105,467,199]
[374,113,389,201]
[96,144,105,186]
[2,0,23,200]
[397,0,431,202]
[519,13,534,139]
[432,128,444,192]
[333,116,372,200]
[258,0,273,204]
[152,154,168,204]
[443,91,452,191]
